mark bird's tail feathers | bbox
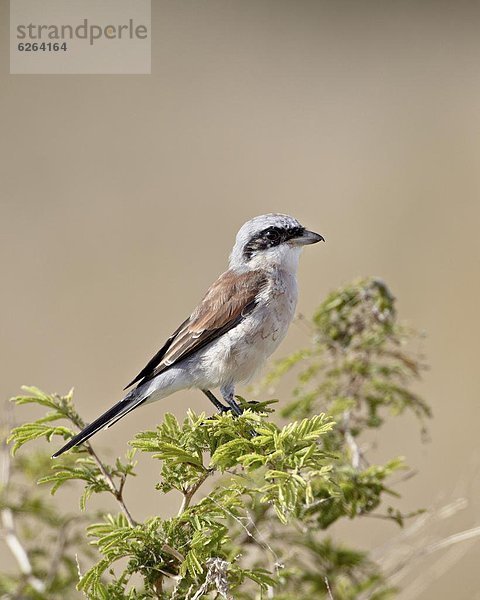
[51,388,147,458]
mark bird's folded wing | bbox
[125,269,267,389]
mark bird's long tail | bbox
[51,388,147,458]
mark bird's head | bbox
[229,213,324,273]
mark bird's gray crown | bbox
[229,213,304,269]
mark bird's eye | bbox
[264,229,280,241]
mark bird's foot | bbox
[220,384,243,417]
[202,389,261,418]
[216,401,259,415]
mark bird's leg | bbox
[220,384,243,417]
[202,389,230,413]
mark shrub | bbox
[1,277,428,599]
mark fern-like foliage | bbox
[1,278,428,599]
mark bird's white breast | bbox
[197,269,298,386]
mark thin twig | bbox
[423,525,480,555]
[83,441,137,527]
[388,469,418,487]
[360,511,419,523]
[63,407,138,527]
[165,476,208,591]
[1,508,46,593]
[84,435,186,565]
[161,543,185,563]
[159,469,212,593]
[177,470,210,517]
[378,509,480,588]
[324,576,334,600]
[210,496,282,569]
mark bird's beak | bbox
[294,230,325,246]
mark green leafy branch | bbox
[1,278,431,599]
[9,386,137,527]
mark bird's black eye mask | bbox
[243,226,305,260]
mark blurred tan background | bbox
[1,0,480,597]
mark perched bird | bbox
[52,213,324,457]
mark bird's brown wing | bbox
[124,269,267,389]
